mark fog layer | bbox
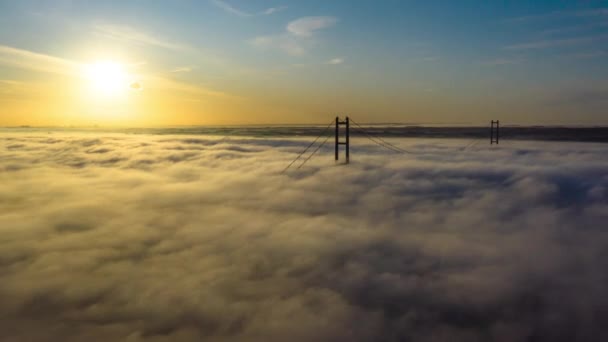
[1,133,607,341]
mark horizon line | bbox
[3,121,608,129]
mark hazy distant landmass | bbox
[2,125,608,142]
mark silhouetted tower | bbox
[490,120,500,145]
[335,116,350,163]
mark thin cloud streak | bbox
[506,8,608,23]
[0,45,234,100]
[211,0,287,17]
[171,66,194,73]
[92,24,186,50]
[0,45,81,76]
[210,0,250,17]
[537,22,606,37]
[482,58,521,66]
[263,6,288,15]
[503,34,608,50]
[422,56,439,62]
[563,50,608,59]
[139,74,238,99]
[0,80,45,101]
[250,34,305,56]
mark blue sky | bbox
[0,0,607,125]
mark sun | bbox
[84,61,129,97]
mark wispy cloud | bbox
[563,50,608,59]
[251,16,338,56]
[0,80,41,100]
[0,45,81,76]
[503,34,608,50]
[250,35,305,56]
[537,23,599,37]
[145,75,235,98]
[0,45,233,99]
[502,7,608,60]
[506,11,565,23]
[574,8,608,18]
[263,6,288,15]
[92,24,186,50]
[286,16,338,37]
[482,57,522,66]
[211,0,250,17]
[326,57,344,65]
[506,8,608,23]
[211,0,287,17]
[171,66,195,73]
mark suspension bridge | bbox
[282,116,500,173]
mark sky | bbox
[1,131,608,341]
[0,0,607,126]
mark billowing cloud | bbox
[1,132,607,341]
[287,16,338,37]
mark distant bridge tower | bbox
[335,116,350,163]
[490,120,500,145]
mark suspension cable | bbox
[297,133,332,170]
[351,126,403,153]
[350,119,411,153]
[349,119,414,154]
[461,137,482,150]
[282,121,334,173]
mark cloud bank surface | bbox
[1,132,607,341]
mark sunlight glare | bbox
[84,61,129,97]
